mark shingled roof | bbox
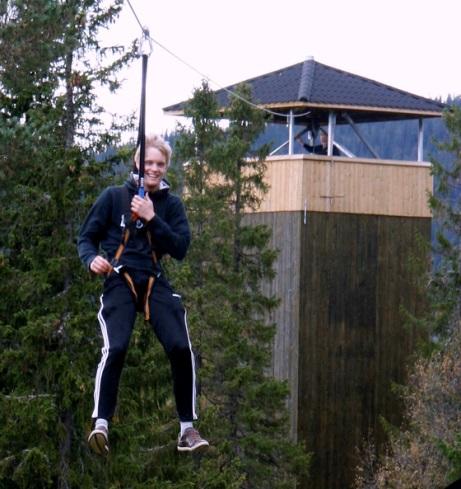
[163,58,445,125]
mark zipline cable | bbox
[126,0,145,35]
[125,0,312,121]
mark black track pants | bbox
[92,270,197,422]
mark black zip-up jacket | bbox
[77,177,190,274]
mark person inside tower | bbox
[296,129,340,156]
[78,133,209,456]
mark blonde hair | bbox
[134,134,172,168]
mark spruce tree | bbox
[426,105,461,337]
[0,2,148,487]
[170,82,310,488]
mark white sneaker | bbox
[88,425,109,456]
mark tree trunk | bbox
[58,410,73,489]
[64,50,75,149]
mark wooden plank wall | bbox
[244,212,303,440]
[254,155,432,218]
[298,212,430,489]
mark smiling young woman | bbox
[78,133,209,456]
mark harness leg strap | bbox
[144,275,156,321]
[122,270,138,302]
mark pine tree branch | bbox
[2,394,56,401]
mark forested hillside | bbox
[259,96,458,162]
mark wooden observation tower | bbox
[164,58,445,489]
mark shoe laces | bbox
[184,427,202,443]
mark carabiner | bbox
[139,28,153,57]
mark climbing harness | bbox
[108,29,157,321]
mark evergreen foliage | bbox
[4,1,456,487]
[0,1,142,487]
[427,105,461,336]
[169,81,310,488]
[0,3,308,487]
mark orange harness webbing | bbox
[109,226,158,321]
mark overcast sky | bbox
[100,0,461,136]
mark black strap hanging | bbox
[137,52,148,199]
[132,30,152,228]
